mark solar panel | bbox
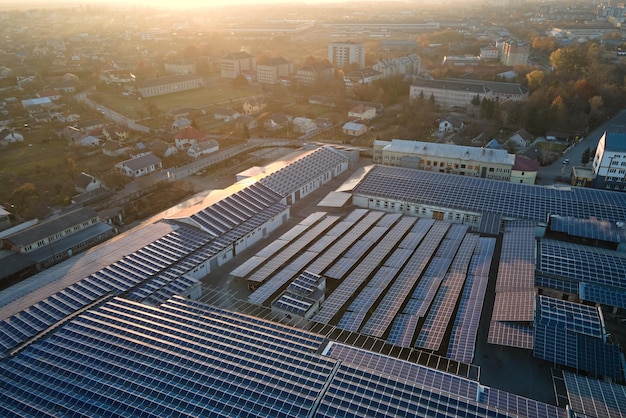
[491,290,535,322]
[361,221,450,337]
[447,237,495,364]
[579,282,626,309]
[313,216,418,325]
[563,371,626,418]
[551,215,626,243]
[414,234,477,351]
[353,165,626,224]
[538,239,626,290]
[247,215,341,285]
[487,321,534,349]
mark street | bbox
[536,108,626,184]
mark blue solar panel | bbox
[580,282,626,309]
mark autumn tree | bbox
[526,70,545,91]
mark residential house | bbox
[348,104,377,121]
[220,51,256,79]
[485,138,505,150]
[500,40,529,66]
[78,135,100,147]
[100,69,135,86]
[102,139,129,157]
[150,140,178,158]
[256,57,293,84]
[171,118,192,130]
[62,126,84,143]
[295,62,335,86]
[75,118,106,133]
[187,139,219,159]
[242,98,267,116]
[439,115,464,133]
[264,113,290,132]
[506,128,533,150]
[105,126,130,142]
[46,73,80,94]
[342,121,368,137]
[510,155,540,185]
[75,172,103,193]
[236,115,257,131]
[0,128,24,143]
[174,127,206,149]
[292,117,318,135]
[344,68,383,89]
[214,108,241,122]
[37,89,62,101]
[136,75,203,98]
[117,152,162,178]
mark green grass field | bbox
[90,83,263,120]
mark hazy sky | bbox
[13,0,356,10]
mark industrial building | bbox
[1,148,625,416]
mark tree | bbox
[66,156,77,180]
[471,94,481,106]
[233,74,248,88]
[429,93,436,110]
[526,70,545,91]
[581,147,592,166]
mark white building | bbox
[328,41,365,69]
[188,140,219,159]
[117,153,162,178]
[374,139,515,181]
[592,131,626,191]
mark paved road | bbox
[536,109,626,184]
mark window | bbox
[489,167,494,172]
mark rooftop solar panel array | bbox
[538,239,626,290]
[580,283,626,310]
[535,238,626,310]
[313,216,419,325]
[322,343,566,418]
[534,296,623,381]
[0,296,335,417]
[488,220,537,349]
[190,182,283,236]
[247,215,341,286]
[447,237,496,364]
[563,371,626,418]
[258,146,348,197]
[550,215,626,243]
[414,234,478,351]
[353,165,626,224]
[230,212,328,278]
[535,275,580,294]
[0,224,215,356]
[306,211,385,276]
[324,223,392,280]
[361,221,450,338]
[0,295,566,417]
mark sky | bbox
[14,0,358,10]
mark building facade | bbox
[374,139,515,181]
[220,51,256,79]
[136,75,203,98]
[256,57,293,84]
[409,79,492,110]
[327,41,365,69]
[295,63,335,86]
[592,131,626,191]
[500,40,529,66]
